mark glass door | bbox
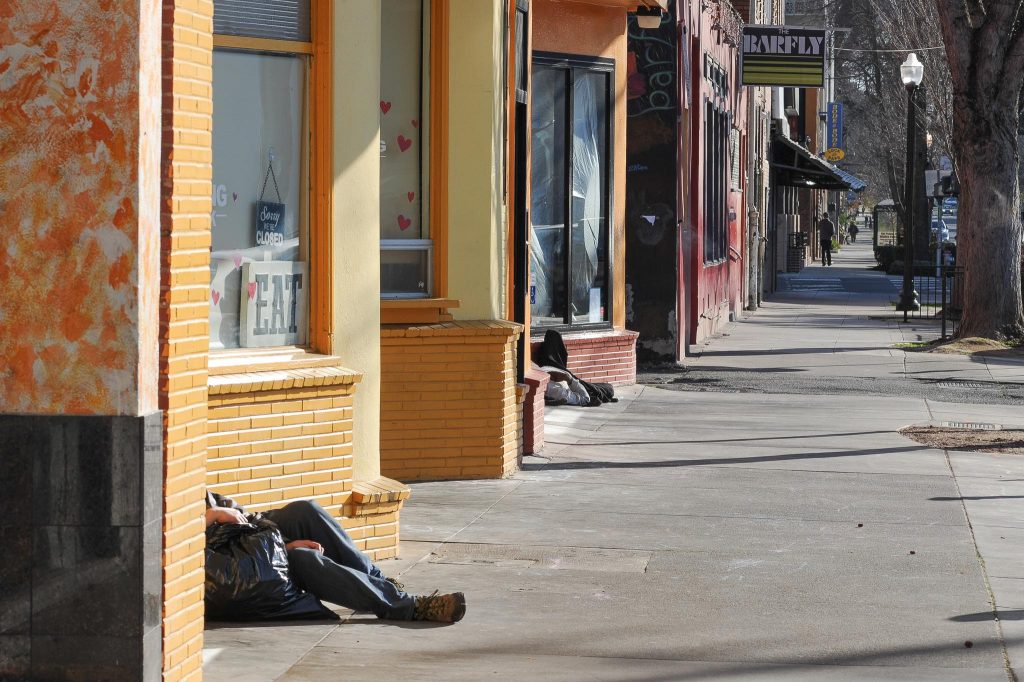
[530,54,613,330]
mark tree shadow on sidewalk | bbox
[551,430,892,447]
[524,444,927,472]
[951,609,1024,622]
[930,495,1024,502]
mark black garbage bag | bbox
[536,329,616,405]
[204,514,337,621]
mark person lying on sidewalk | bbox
[205,492,466,623]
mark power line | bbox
[835,46,946,53]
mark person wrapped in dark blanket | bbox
[205,509,336,621]
[204,492,466,623]
[535,329,616,407]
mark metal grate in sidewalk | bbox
[939,421,1002,430]
[936,381,987,389]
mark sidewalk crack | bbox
[396,480,527,580]
[945,448,1018,682]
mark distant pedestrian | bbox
[817,213,835,266]
[848,223,859,243]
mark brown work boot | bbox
[413,590,466,623]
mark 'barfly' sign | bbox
[741,26,827,88]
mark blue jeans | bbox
[264,500,415,620]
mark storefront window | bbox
[530,55,612,328]
[704,99,729,264]
[380,0,431,298]
[210,49,308,349]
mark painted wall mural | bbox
[0,1,156,415]
[625,7,679,362]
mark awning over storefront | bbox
[832,165,868,193]
[771,133,860,191]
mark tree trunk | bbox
[954,105,1024,339]
[934,0,1024,340]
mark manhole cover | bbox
[428,543,652,573]
[940,421,1003,431]
[937,381,988,389]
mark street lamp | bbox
[933,180,945,278]
[896,53,924,318]
[635,4,663,29]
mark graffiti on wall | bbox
[627,15,676,118]
[0,2,152,414]
[625,5,679,362]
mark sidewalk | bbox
[684,241,1024,385]
[205,384,1024,680]
[203,240,1024,681]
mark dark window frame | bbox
[703,52,731,266]
[531,51,616,332]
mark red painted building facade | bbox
[625,0,750,359]
[684,0,748,345]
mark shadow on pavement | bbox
[541,431,891,448]
[698,346,890,357]
[439,629,1015,682]
[205,618,340,630]
[951,609,1024,622]
[930,496,1024,502]
[524,444,927,471]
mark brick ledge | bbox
[351,476,411,504]
[209,362,363,395]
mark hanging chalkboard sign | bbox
[255,157,286,246]
[255,201,286,246]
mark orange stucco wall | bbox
[0,0,161,416]
[532,0,629,331]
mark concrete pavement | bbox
[204,240,1024,681]
[681,241,1024,385]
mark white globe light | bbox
[901,52,924,87]
[636,6,663,29]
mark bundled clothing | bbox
[536,329,616,407]
[205,493,414,620]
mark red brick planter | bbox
[531,329,638,386]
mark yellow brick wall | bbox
[206,368,407,561]
[206,380,357,517]
[342,499,403,562]
[160,1,213,680]
[380,320,523,481]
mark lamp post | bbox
[897,53,924,319]
[933,180,944,278]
